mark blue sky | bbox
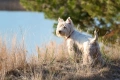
[0,11,62,53]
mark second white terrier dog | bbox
[56,17,104,66]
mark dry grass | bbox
[0,36,120,80]
[0,36,27,80]
[101,43,120,64]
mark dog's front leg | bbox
[67,40,76,60]
[68,46,76,60]
[82,53,88,65]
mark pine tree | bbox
[20,0,120,43]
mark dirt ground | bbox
[5,60,120,80]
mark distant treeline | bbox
[0,0,25,11]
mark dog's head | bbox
[56,17,74,38]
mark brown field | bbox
[0,36,120,80]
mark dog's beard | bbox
[59,31,66,37]
[56,30,69,38]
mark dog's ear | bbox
[66,17,71,24]
[58,17,64,22]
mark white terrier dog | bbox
[56,17,104,66]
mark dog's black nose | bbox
[59,31,62,33]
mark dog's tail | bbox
[90,30,98,43]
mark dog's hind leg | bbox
[96,51,105,66]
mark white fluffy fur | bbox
[56,17,104,66]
